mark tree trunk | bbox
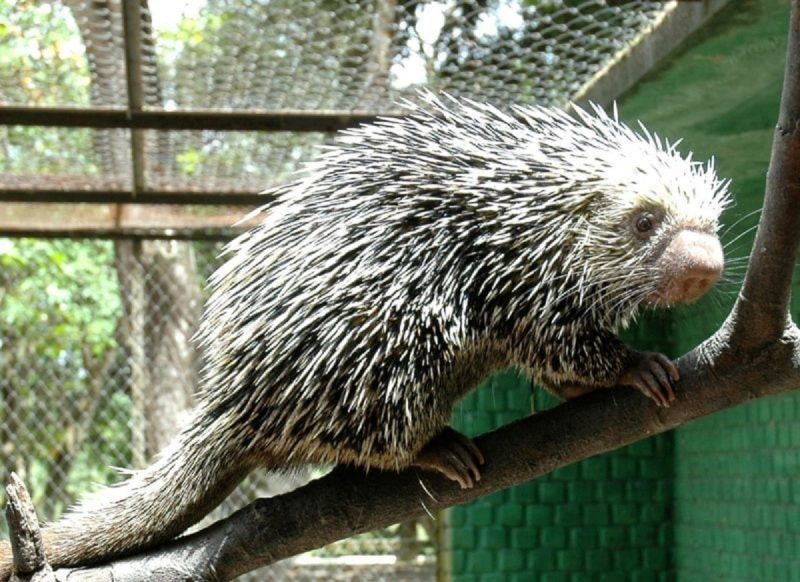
[113,239,201,458]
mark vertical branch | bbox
[5,474,52,578]
[732,0,800,347]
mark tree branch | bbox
[5,474,54,581]
[47,335,797,581]
[730,0,800,349]
[8,2,800,580]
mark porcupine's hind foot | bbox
[619,351,680,408]
[413,426,485,489]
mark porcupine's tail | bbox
[0,411,253,578]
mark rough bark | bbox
[6,474,54,582]
[6,2,800,580]
[114,239,202,458]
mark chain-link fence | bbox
[0,0,671,215]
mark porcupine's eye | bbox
[632,211,659,241]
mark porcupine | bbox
[0,93,729,576]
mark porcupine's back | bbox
[195,98,541,469]
[193,93,716,468]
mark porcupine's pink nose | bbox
[657,229,724,305]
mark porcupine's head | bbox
[509,102,730,327]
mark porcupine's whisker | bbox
[605,270,658,312]
[719,275,745,289]
[719,207,762,239]
[561,269,640,300]
[722,223,760,251]
[577,270,647,311]
[720,268,748,281]
[547,281,608,315]
[722,261,747,272]
[608,289,647,317]
[561,278,627,313]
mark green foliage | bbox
[1,125,99,175]
[0,239,130,518]
[0,0,98,175]
[0,0,90,105]
[175,146,204,175]
[0,239,119,355]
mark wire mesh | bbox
[143,129,327,194]
[0,0,671,205]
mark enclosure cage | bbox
[0,0,726,579]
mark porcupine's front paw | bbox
[619,351,680,408]
[413,426,485,489]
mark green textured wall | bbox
[446,0,800,579]
[445,313,676,581]
[620,0,800,579]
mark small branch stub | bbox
[5,474,54,581]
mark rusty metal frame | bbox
[0,188,272,205]
[0,0,382,210]
[0,106,384,132]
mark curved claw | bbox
[412,427,485,489]
[619,351,680,407]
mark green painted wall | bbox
[620,0,800,579]
[446,0,800,579]
[445,344,674,582]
